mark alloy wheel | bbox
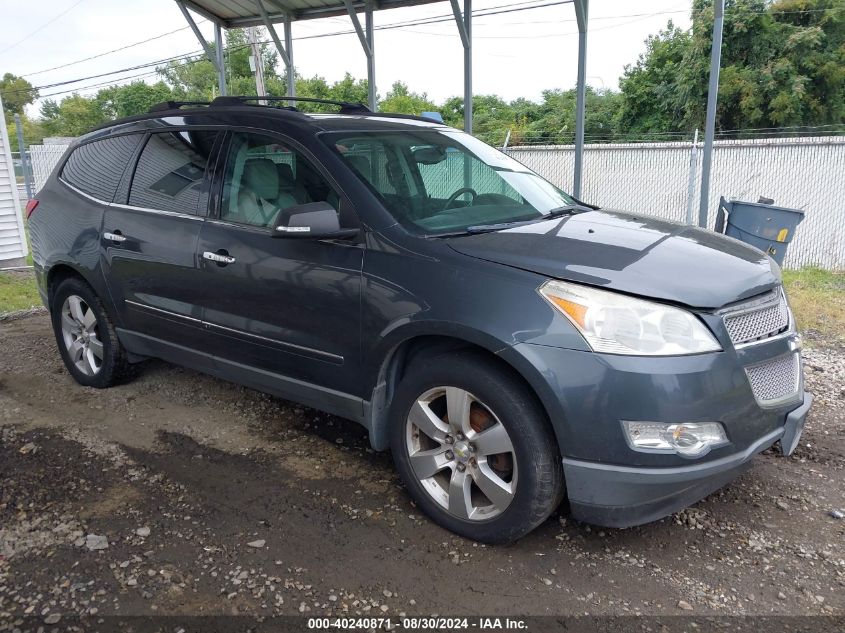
[405,386,517,521]
[60,295,103,377]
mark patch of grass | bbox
[0,271,41,315]
[783,267,845,345]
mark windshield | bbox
[321,130,576,235]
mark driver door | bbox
[194,131,365,404]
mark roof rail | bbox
[209,95,371,114]
[147,100,212,113]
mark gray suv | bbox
[28,96,812,543]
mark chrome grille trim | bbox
[721,288,792,348]
[745,352,802,408]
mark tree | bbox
[158,28,284,100]
[617,0,845,136]
[5,116,44,152]
[617,22,691,135]
[294,73,369,112]
[40,94,108,136]
[0,73,39,119]
[379,81,436,116]
[97,81,175,119]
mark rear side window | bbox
[129,130,219,215]
[61,134,142,202]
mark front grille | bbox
[745,352,801,407]
[723,289,791,347]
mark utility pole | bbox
[247,27,267,104]
[14,114,33,199]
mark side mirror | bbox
[270,202,358,239]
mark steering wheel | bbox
[444,187,478,210]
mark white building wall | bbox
[0,94,29,266]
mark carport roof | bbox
[181,0,442,26]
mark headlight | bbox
[622,421,728,458]
[538,280,721,355]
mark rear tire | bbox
[50,277,132,388]
[390,350,564,543]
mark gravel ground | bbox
[1,313,843,624]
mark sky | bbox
[0,0,692,115]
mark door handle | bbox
[203,250,236,265]
[103,231,126,243]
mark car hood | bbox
[446,210,780,309]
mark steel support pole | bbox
[343,0,376,110]
[573,0,588,199]
[685,129,700,225]
[463,0,472,134]
[214,23,228,95]
[366,0,376,110]
[284,16,295,98]
[177,1,227,96]
[698,0,725,228]
[449,0,472,134]
[13,115,33,199]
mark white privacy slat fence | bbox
[507,136,845,270]
[30,144,71,193]
[28,136,845,269]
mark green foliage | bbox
[97,81,175,119]
[619,0,845,135]
[5,115,45,152]
[379,81,436,116]
[40,94,107,136]
[160,29,284,100]
[295,73,369,112]
[25,2,844,144]
[0,73,38,120]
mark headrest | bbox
[344,155,371,178]
[276,163,295,187]
[243,158,279,200]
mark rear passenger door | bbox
[101,128,221,352]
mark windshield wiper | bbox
[462,204,593,234]
[465,221,528,234]
[543,203,595,218]
[433,202,598,237]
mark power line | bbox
[8,0,838,101]
[11,0,841,82]
[36,70,163,100]
[6,0,683,98]
[2,0,572,98]
[0,0,86,56]
[21,21,207,78]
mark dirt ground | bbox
[1,313,844,624]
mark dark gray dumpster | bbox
[714,197,805,267]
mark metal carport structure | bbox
[174,0,725,215]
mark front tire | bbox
[50,277,131,388]
[390,351,564,543]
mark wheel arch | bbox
[46,262,98,306]
[364,326,563,453]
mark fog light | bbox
[622,421,728,458]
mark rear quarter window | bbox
[128,130,219,215]
[61,134,143,202]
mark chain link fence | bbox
[25,135,844,270]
